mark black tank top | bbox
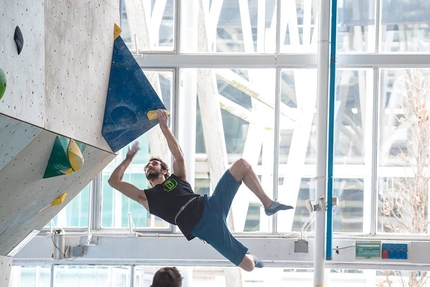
[144,174,205,240]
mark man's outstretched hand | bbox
[127,141,140,159]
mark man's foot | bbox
[265,201,294,216]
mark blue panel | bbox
[381,243,408,260]
[102,36,166,152]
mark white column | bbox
[178,0,198,188]
[314,0,331,285]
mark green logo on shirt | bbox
[163,179,177,192]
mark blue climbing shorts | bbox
[191,170,249,266]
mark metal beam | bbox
[136,54,430,69]
[13,235,430,271]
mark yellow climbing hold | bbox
[51,192,67,206]
[114,23,122,40]
[147,110,170,120]
[68,139,84,171]
[39,192,68,212]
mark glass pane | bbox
[332,178,364,232]
[101,70,173,229]
[381,0,430,52]
[292,179,365,233]
[53,265,131,287]
[46,184,90,228]
[278,69,317,232]
[334,69,370,164]
[279,69,372,233]
[378,69,430,234]
[188,68,276,232]
[337,0,375,53]
[375,270,430,286]
[280,0,318,53]
[131,266,430,286]
[181,0,277,53]
[121,0,175,52]
[292,178,316,232]
[9,266,51,287]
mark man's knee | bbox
[233,158,251,171]
[230,158,251,180]
[238,254,255,272]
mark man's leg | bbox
[229,158,293,214]
[239,254,257,272]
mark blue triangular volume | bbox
[102,35,166,152]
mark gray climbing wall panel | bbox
[0,116,42,171]
[0,115,116,256]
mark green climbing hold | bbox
[43,136,86,179]
[0,68,6,100]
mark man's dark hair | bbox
[144,157,170,178]
[151,267,182,287]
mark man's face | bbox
[145,160,164,180]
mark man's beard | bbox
[146,169,162,180]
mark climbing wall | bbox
[0,116,116,256]
[0,0,119,150]
[43,0,118,150]
[0,0,119,260]
[102,34,167,152]
[0,1,45,127]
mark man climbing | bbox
[108,109,293,271]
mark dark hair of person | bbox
[144,157,170,178]
[151,267,183,287]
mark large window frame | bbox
[20,1,430,286]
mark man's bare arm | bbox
[157,109,187,181]
[108,142,149,210]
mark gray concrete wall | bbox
[0,1,46,127]
[0,256,12,287]
[0,0,119,150]
[44,0,119,150]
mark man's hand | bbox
[155,109,187,181]
[127,141,140,159]
[157,109,169,130]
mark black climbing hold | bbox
[14,26,24,55]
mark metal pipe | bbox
[271,0,282,235]
[272,68,281,234]
[370,68,380,235]
[130,265,135,287]
[314,0,331,284]
[50,265,55,287]
[326,0,338,261]
[119,0,123,27]
[52,230,65,260]
[87,176,96,246]
[177,0,197,189]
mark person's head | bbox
[150,267,183,287]
[144,157,170,183]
